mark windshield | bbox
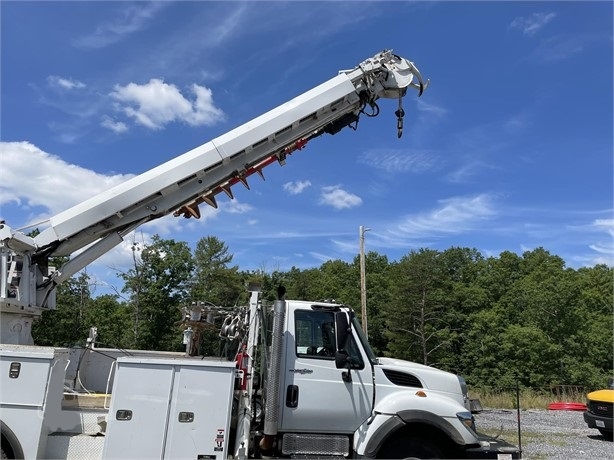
[351,314,378,364]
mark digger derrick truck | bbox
[0,50,519,459]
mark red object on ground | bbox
[548,402,587,411]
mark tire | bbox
[378,437,445,459]
[598,429,613,441]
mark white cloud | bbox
[309,251,335,263]
[509,12,557,36]
[416,99,447,117]
[586,218,614,263]
[358,149,436,174]
[74,2,167,49]
[395,194,497,238]
[0,141,134,223]
[319,185,362,210]
[225,200,253,214]
[110,79,225,129]
[533,35,588,62]
[101,115,128,133]
[283,180,312,195]
[47,75,86,90]
[445,160,494,184]
[588,242,613,255]
[592,218,614,234]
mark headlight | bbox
[456,411,476,432]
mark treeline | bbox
[32,235,613,391]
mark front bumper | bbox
[583,410,613,432]
[465,433,520,459]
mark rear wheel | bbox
[1,430,18,459]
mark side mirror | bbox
[335,349,349,369]
[334,311,349,350]
[334,350,352,382]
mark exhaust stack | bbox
[260,288,286,451]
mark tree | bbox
[435,247,487,373]
[32,271,92,346]
[191,236,244,306]
[567,264,613,389]
[190,236,244,356]
[121,235,193,351]
[280,266,313,300]
[386,249,452,366]
[83,294,131,348]
[284,267,320,301]
[299,259,356,304]
[498,324,561,388]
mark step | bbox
[55,407,108,435]
[45,433,105,460]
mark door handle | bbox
[286,385,299,408]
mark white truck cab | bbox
[263,298,519,459]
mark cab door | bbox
[279,308,372,433]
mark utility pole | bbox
[359,225,370,336]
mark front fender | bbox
[356,410,467,458]
[376,389,474,441]
[354,391,479,458]
[354,413,402,458]
[375,388,465,417]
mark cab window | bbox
[295,310,336,358]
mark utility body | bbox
[0,50,519,459]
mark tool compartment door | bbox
[165,363,235,459]
[103,360,174,459]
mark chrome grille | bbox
[588,400,613,417]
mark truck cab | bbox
[270,300,519,459]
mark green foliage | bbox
[32,271,92,346]
[84,295,131,348]
[385,249,452,366]
[190,236,244,356]
[121,235,194,351]
[191,236,244,306]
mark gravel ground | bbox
[474,408,613,460]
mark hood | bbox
[377,357,462,396]
[587,389,614,403]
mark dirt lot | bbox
[474,408,613,460]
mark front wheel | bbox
[598,429,613,440]
[378,437,445,459]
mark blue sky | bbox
[1,1,612,296]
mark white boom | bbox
[0,50,428,344]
